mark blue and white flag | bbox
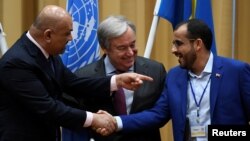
[195,0,217,54]
[61,0,100,72]
[61,0,99,141]
[154,0,192,28]
[154,0,217,54]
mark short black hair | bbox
[174,19,213,51]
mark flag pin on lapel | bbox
[216,73,221,78]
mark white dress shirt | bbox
[187,52,213,141]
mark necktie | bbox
[114,87,127,115]
[113,70,127,115]
[48,56,55,74]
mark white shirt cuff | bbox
[83,111,93,127]
[114,116,123,131]
[111,75,118,91]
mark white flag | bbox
[0,22,8,57]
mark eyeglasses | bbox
[172,39,196,48]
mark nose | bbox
[69,34,73,41]
[127,47,135,55]
[171,45,177,53]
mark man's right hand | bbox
[91,110,117,136]
[116,72,153,91]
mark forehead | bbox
[174,24,188,38]
[110,27,135,43]
[54,18,72,33]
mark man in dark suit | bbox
[63,15,166,141]
[111,19,250,141]
[0,5,152,141]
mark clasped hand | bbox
[91,73,153,136]
[91,110,117,136]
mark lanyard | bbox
[189,76,211,118]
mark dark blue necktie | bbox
[48,56,55,74]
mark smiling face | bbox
[103,26,137,72]
[171,24,197,70]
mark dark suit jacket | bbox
[70,55,166,141]
[0,33,112,141]
[120,55,250,141]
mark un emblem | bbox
[61,0,100,72]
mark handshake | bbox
[89,72,154,136]
[91,110,118,136]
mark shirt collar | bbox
[189,52,213,78]
[26,31,49,59]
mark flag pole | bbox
[143,16,159,58]
[144,0,161,58]
[231,0,236,59]
[0,22,8,56]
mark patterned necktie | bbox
[114,87,127,115]
[113,70,127,115]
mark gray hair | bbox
[97,15,136,49]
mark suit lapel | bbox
[210,56,223,120]
[130,57,147,113]
[177,70,189,119]
[36,54,56,79]
[24,34,58,82]
[134,58,147,75]
[94,56,107,76]
[177,56,224,121]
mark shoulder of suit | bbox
[136,56,163,65]
[74,60,102,76]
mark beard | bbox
[179,47,197,70]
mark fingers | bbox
[96,128,108,136]
[116,72,153,91]
[91,112,117,136]
[137,74,153,82]
[97,110,112,117]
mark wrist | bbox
[83,111,93,127]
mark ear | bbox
[101,46,108,54]
[195,38,202,51]
[44,29,53,43]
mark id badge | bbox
[191,125,206,137]
[189,113,206,137]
